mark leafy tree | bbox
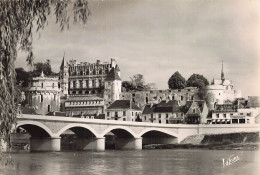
[122,74,153,92]
[186,74,209,89]
[0,0,90,148]
[15,68,31,88]
[168,71,186,89]
[31,60,55,77]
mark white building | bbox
[28,71,61,114]
[206,62,242,106]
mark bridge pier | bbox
[30,137,61,152]
[115,137,142,150]
[75,137,105,151]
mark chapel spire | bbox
[221,59,225,81]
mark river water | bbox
[1,149,259,175]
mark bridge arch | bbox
[138,128,178,138]
[56,123,99,137]
[101,126,138,138]
[16,121,54,137]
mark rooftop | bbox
[107,100,141,110]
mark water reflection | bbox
[2,149,260,175]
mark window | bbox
[79,91,82,94]
[159,120,161,123]
[123,118,126,121]
[54,94,56,101]
[193,109,196,113]
[247,113,251,116]
[123,111,126,116]
[52,83,55,88]
[107,112,110,116]
[159,114,161,118]
[41,83,43,88]
[181,96,183,101]
[230,113,233,116]
[191,96,193,100]
[240,113,243,115]
[40,94,43,102]
[73,81,76,88]
[99,79,102,87]
[166,114,168,118]
[79,80,83,88]
[92,79,95,88]
[132,112,134,116]
[224,114,226,118]
[144,116,146,120]
[86,80,89,88]
[166,120,169,124]
[216,114,219,118]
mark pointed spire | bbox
[221,59,225,81]
[60,52,65,70]
[40,71,45,77]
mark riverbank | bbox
[144,132,260,150]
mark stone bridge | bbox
[16,114,260,151]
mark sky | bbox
[16,0,260,97]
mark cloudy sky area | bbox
[16,0,260,97]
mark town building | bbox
[206,62,242,108]
[142,99,185,124]
[64,96,105,116]
[106,100,142,121]
[210,97,260,124]
[182,100,208,124]
[27,71,60,114]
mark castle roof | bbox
[107,100,141,110]
[105,67,121,81]
[142,100,182,114]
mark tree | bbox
[122,74,153,92]
[168,71,186,89]
[186,74,209,89]
[0,0,90,147]
[15,68,31,88]
[32,60,55,77]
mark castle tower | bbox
[28,72,61,114]
[104,65,121,104]
[59,55,69,96]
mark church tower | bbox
[221,60,225,83]
[59,55,69,96]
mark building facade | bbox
[59,58,122,115]
[27,72,60,114]
[182,100,208,124]
[142,100,185,124]
[106,100,142,121]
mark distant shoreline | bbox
[143,143,259,150]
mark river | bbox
[1,149,259,175]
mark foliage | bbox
[31,60,56,77]
[122,74,152,92]
[15,68,31,88]
[168,71,186,89]
[0,0,90,147]
[186,74,209,89]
